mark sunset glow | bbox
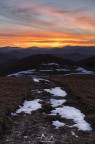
[0,0,95,48]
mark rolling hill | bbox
[0,54,74,76]
[57,53,91,62]
[0,52,17,65]
[0,46,95,61]
[78,56,95,70]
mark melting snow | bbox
[44,87,67,97]
[31,89,42,94]
[39,69,54,72]
[56,69,70,72]
[52,120,65,129]
[33,77,50,82]
[42,63,59,66]
[8,69,36,77]
[15,99,42,114]
[50,99,66,107]
[33,78,40,82]
[76,67,94,74]
[51,106,92,131]
[71,131,78,138]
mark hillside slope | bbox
[0,54,74,76]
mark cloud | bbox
[0,0,95,47]
[75,16,95,29]
[0,30,95,47]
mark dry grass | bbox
[0,77,32,134]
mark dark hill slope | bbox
[78,56,95,69]
[0,54,74,76]
[0,52,17,65]
[59,53,91,62]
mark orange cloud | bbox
[75,16,95,29]
[0,31,95,48]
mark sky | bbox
[0,0,95,48]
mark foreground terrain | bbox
[0,75,95,144]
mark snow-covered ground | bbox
[44,87,67,97]
[52,120,65,129]
[12,99,42,115]
[8,69,36,77]
[75,67,94,74]
[41,63,59,66]
[33,77,50,82]
[56,69,71,72]
[51,106,92,131]
[64,67,94,76]
[11,75,92,132]
[39,69,54,72]
[44,85,92,131]
[50,99,66,107]
[7,65,94,78]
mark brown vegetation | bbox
[0,77,32,135]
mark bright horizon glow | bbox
[0,0,95,48]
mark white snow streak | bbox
[51,106,92,131]
[33,77,50,82]
[44,87,67,97]
[52,120,65,129]
[50,99,66,107]
[8,69,35,77]
[15,99,42,114]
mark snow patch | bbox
[76,67,94,74]
[8,69,36,77]
[44,87,67,97]
[52,120,65,129]
[42,63,59,66]
[33,78,40,82]
[56,69,70,72]
[51,106,92,131]
[50,99,66,107]
[15,99,42,114]
[39,70,54,72]
[33,77,50,82]
[71,131,78,138]
[32,89,42,94]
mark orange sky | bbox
[0,0,95,48]
[0,31,95,48]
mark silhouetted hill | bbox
[0,54,74,76]
[0,52,17,65]
[59,53,91,62]
[78,56,95,69]
[0,46,22,53]
[0,46,95,61]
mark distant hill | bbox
[0,46,95,61]
[0,52,17,65]
[0,54,74,76]
[78,56,95,70]
[61,46,95,55]
[0,46,95,69]
[59,53,91,62]
[0,46,22,53]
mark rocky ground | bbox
[0,75,95,144]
